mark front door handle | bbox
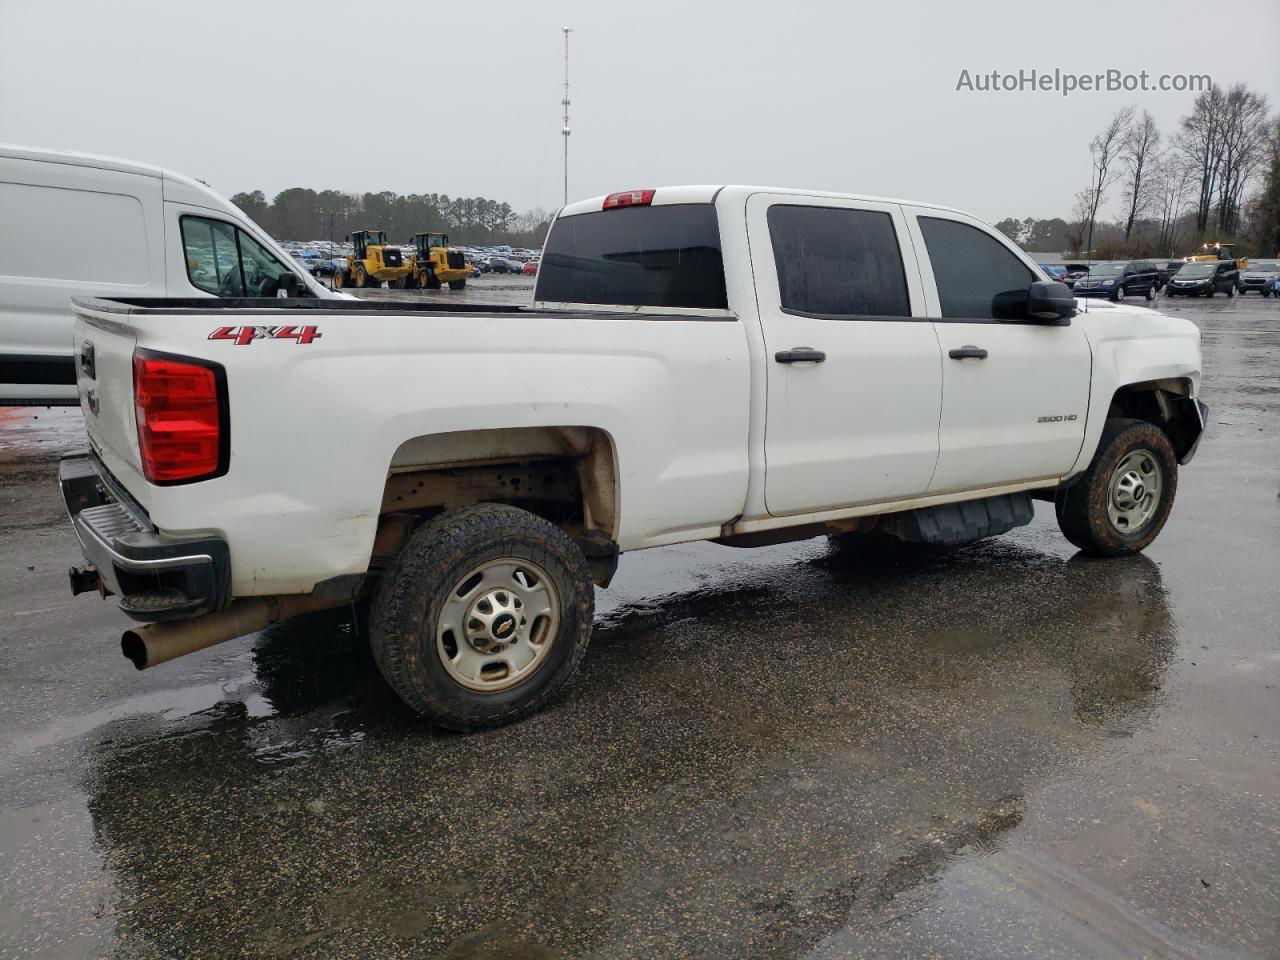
[948,345,989,360]
[775,348,826,364]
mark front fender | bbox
[1068,309,1202,477]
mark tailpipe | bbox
[121,595,346,670]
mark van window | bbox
[180,216,295,296]
[535,204,727,309]
[0,182,148,284]
[767,205,911,318]
[918,216,1034,320]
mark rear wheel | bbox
[1055,418,1177,556]
[333,269,347,289]
[370,504,594,730]
[1144,284,1156,301]
[1226,285,1235,298]
[448,278,467,290]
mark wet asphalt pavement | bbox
[1,284,1278,959]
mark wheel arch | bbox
[1106,378,1204,464]
[370,425,621,584]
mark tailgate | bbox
[72,301,150,508]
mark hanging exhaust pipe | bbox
[121,594,347,670]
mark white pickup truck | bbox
[61,185,1207,729]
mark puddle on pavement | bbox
[46,535,1182,957]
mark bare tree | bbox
[1065,189,1092,256]
[1246,118,1280,256]
[1176,85,1230,236]
[1084,106,1135,260]
[1152,153,1196,256]
[1214,85,1271,235]
[1120,111,1161,241]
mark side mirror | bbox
[1027,280,1077,323]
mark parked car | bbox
[311,258,340,277]
[522,259,539,275]
[1158,261,1183,287]
[1237,259,1280,296]
[1061,262,1090,289]
[59,184,1205,730]
[1165,260,1239,297]
[1039,264,1068,281]
[1072,260,1160,302]
[487,257,523,274]
[0,144,342,405]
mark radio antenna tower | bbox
[561,27,573,207]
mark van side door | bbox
[746,193,942,517]
[904,208,1091,494]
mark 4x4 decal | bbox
[208,325,322,346]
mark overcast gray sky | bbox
[2,0,1277,223]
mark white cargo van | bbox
[0,145,340,405]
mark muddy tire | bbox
[333,269,348,289]
[1055,418,1178,556]
[448,278,466,290]
[369,504,594,730]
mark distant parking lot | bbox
[1,294,1277,959]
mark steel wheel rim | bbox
[1106,449,1163,535]
[436,558,560,692]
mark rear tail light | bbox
[603,189,655,210]
[133,350,228,485]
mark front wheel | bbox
[1055,418,1178,556]
[370,504,594,730]
[448,278,466,290]
[1113,285,1126,302]
[1226,285,1235,298]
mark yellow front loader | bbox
[333,230,412,289]
[1185,242,1248,271]
[403,232,471,291]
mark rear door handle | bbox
[948,345,988,360]
[775,348,826,364]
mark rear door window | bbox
[535,203,727,309]
[918,216,1035,320]
[766,205,911,318]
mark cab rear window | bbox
[535,204,728,309]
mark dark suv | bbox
[1165,260,1240,297]
[1072,260,1160,301]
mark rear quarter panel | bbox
[108,308,751,596]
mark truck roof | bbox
[558,184,975,220]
